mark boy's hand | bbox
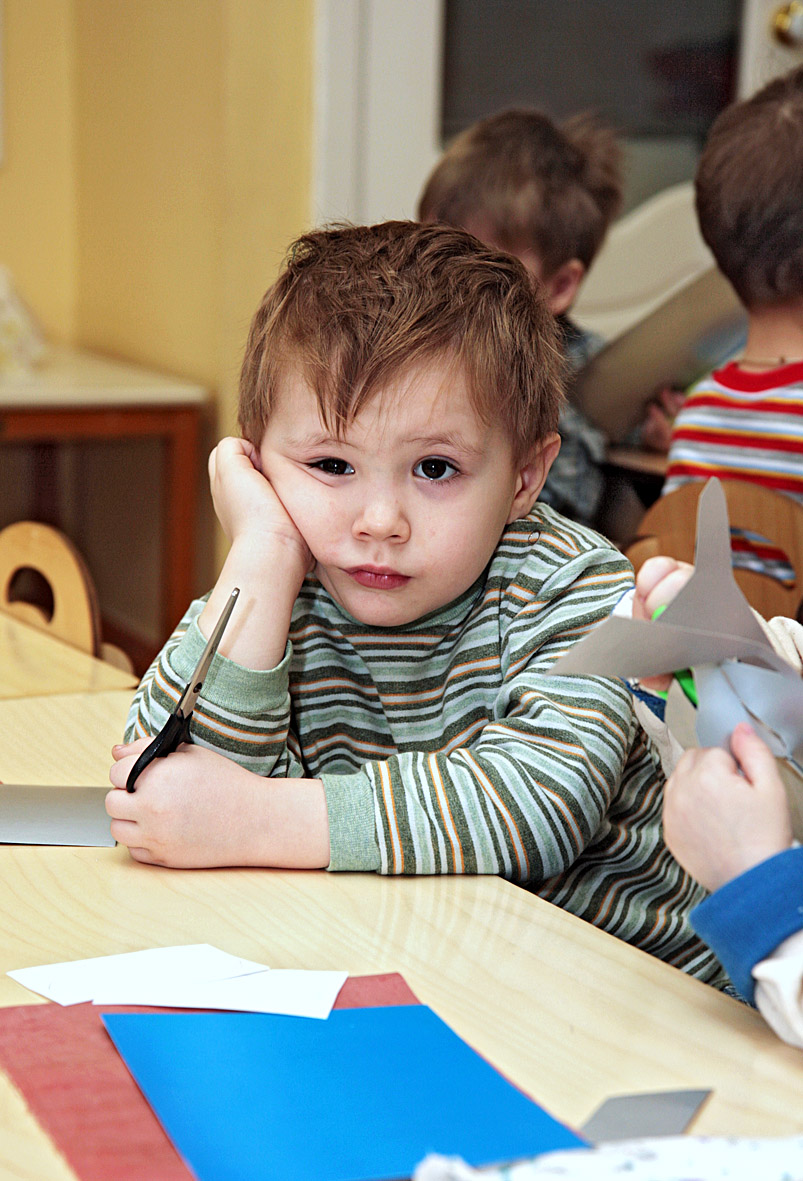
[209,437,312,574]
[107,739,329,869]
[201,438,314,668]
[639,402,674,453]
[663,723,793,892]
[632,556,695,693]
[639,386,685,453]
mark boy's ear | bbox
[543,259,585,316]
[507,432,561,522]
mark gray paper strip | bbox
[0,786,115,847]
[580,1089,711,1143]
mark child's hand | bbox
[631,556,694,693]
[663,723,793,892]
[639,386,685,453]
[208,437,312,575]
[639,402,674,453]
[633,555,694,620]
[107,739,329,868]
[200,438,315,669]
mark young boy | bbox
[633,556,803,1046]
[664,66,803,583]
[108,221,725,987]
[416,108,623,526]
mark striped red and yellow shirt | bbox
[665,360,803,582]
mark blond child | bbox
[108,221,725,986]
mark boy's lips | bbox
[345,566,410,590]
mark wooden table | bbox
[1,690,802,1179]
[0,613,136,700]
[605,446,669,480]
[0,345,207,641]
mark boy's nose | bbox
[353,495,410,543]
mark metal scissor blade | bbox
[175,587,240,717]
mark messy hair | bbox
[416,109,622,276]
[239,220,565,463]
[696,65,803,308]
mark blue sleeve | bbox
[691,846,803,1003]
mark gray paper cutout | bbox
[580,1089,711,1143]
[659,478,768,649]
[551,478,803,765]
[719,661,803,756]
[693,665,765,752]
[552,615,785,680]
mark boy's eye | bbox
[312,458,354,476]
[414,457,458,481]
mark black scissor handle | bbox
[125,711,191,792]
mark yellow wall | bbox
[72,0,314,414]
[0,0,77,340]
[0,1,314,645]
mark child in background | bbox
[417,109,622,527]
[108,221,725,987]
[664,66,803,584]
[633,555,803,1046]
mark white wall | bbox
[313,0,443,225]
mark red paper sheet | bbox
[0,973,419,1180]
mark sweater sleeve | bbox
[124,597,307,779]
[324,545,638,878]
[690,846,803,1006]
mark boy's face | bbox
[258,360,557,627]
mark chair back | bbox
[0,520,102,654]
[624,481,803,620]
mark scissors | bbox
[125,588,240,792]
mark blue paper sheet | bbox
[102,1005,585,1181]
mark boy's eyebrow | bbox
[282,430,340,449]
[401,432,486,455]
[282,429,486,455]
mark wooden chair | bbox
[0,520,133,671]
[624,481,803,620]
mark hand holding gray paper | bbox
[551,479,803,832]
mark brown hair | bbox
[417,109,622,276]
[239,220,565,463]
[696,65,803,308]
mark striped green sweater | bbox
[127,506,726,986]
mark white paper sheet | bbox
[414,1135,803,1180]
[8,944,347,1018]
[92,968,349,1019]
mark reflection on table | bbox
[0,671,802,1177]
[0,612,137,700]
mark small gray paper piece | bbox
[0,786,115,847]
[580,1088,711,1143]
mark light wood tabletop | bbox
[0,612,137,700]
[0,689,802,1178]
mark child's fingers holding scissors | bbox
[106,746,179,863]
[105,764,153,861]
[110,738,151,773]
